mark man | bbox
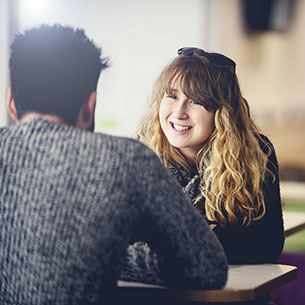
[0,24,227,305]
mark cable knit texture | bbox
[0,118,227,305]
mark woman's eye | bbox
[167,95,177,99]
[190,100,201,105]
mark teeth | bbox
[173,123,191,131]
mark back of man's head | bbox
[9,24,108,125]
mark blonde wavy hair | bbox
[138,54,275,227]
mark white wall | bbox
[9,0,209,136]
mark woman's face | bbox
[159,82,215,161]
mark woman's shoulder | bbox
[257,133,275,153]
[257,133,279,175]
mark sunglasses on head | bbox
[177,47,236,71]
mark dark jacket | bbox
[168,135,284,264]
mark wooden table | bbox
[283,210,305,237]
[118,264,297,304]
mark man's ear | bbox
[6,87,18,121]
[76,91,97,130]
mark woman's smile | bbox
[170,122,192,132]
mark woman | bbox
[138,47,284,264]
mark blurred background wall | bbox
[212,0,305,184]
[0,0,304,191]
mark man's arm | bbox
[120,146,228,289]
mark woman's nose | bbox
[173,100,188,119]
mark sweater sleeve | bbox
[213,138,284,264]
[120,145,228,289]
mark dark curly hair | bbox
[9,24,109,125]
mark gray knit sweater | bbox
[0,118,227,305]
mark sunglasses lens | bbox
[178,47,194,56]
[178,47,205,57]
[207,53,236,68]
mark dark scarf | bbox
[168,161,207,217]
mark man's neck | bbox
[20,112,65,125]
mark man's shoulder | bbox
[93,132,158,159]
[0,119,159,164]
[86,132,164,180]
